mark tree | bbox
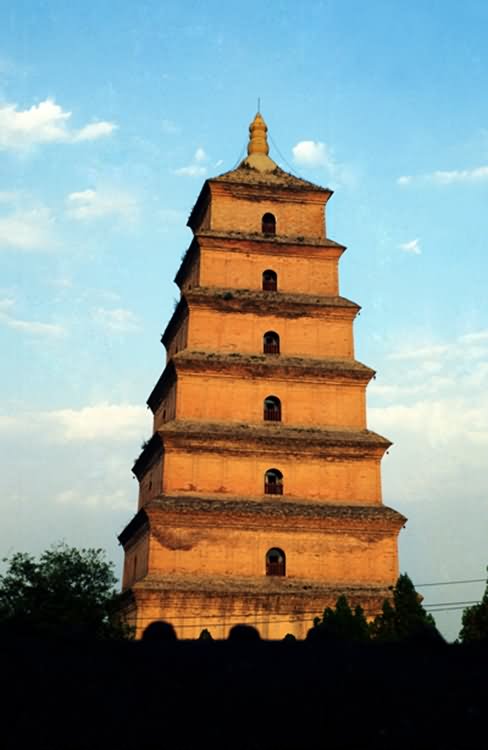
[307,594,370,642]
[0,542,131,639]
[459,571,488,643]
[371,573,442,643]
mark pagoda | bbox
[118,113,406,639]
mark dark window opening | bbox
[265,468,283,495]
[262,213,276,235]
[266,548,286,576]
[263,331,280,355]
[264,396,281,422]
[262,269,277,292]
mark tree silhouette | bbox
[308,594,370,641]
[371,573,442,642]
[0,542,131,639]
[459,570,488,643]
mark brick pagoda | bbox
[118,113,405,639]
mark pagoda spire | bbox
[243,112,276,172]
[247,112,269,156]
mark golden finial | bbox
[247,112,269,157]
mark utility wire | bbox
[268,132,303,178]
[415,578,487,588]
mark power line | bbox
[424,599,480,609]
[268,132,303,178]
[415,578,487,588]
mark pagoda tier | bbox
[118,112,405,638]
[130,422,389,509]
[119,496,404,639]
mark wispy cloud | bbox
[0,403,148,442]
[399,238,421,255]
[292,140,355,186]
[0,205,56,251]
[292,140,334,169]
[397,165,488,186]
[0,98,116,151]
[92,307,140,333]
[49,403,147,441]
[0,298,66,337]
[66,189,139,222]
[161,119,179,134]
[174,147,208,177]
[387,344,449,361]
[459,329,488,344]
[55,487,132,511]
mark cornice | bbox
[119,496,405,548]
[196,229,345,251]
[146,352,374,415]
[184,287,359,319]
[156,420,391,457]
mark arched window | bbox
[262,269,277,292]
[264,468,283,495]
[263,331,280,354]
[266,548,286,576]
[264,396,281,422]
[262,213,276,235]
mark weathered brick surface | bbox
[154,371,367,429]
[161,447,383,503]
[119,134,403,638]
[187,306,355,358]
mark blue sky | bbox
[1,0,488,640]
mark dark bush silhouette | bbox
[371,573,443,643]
[307,594,370,642]
[227,624,261,641]
[142,620,178,641]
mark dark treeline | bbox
[2,636,487,749]
[2,546,488,748]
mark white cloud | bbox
[399,238,421,255]
[291,140,355,186]
[397,165,488,186]
[0,191,20,203]
[66,189,139,222]
[292,140,334,169]
[55,487,132,511]
[0,297,15,312]
[161,119,179,134]
[431,166,488,184]
[174,147,209,177]
[460,329,488,344]
[0,98,116,151]
[0,299,66,337]
[3,317,66,337]
[174,164,207,177]
[388,344,449,361]
[48,403,147,441]
[194,147,208,163]
[49,277,73,289]
[92,307,140,333]
[0,206,56,251]
[0,403,148,442]
[72,121,115,142]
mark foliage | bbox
[198,628,213,640]
[371,573,441,643]
[308,594,370,642]
[459,571,488,643]
[0,542,132,639]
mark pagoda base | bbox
[119,575,393,640]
